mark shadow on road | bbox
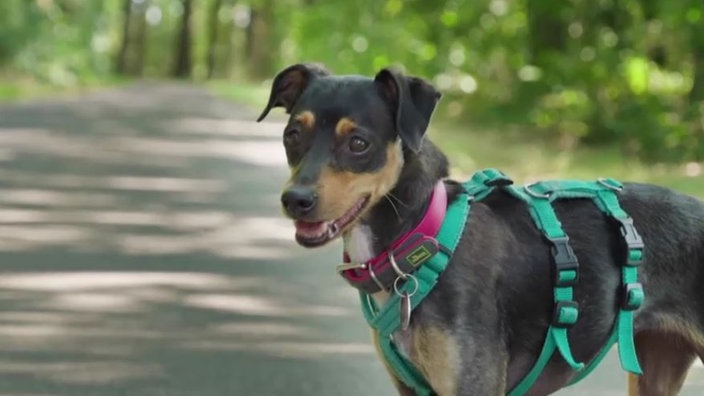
[1,83,702,396]
[0,84,390,396]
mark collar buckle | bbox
[335,262,367,273]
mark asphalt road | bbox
[0,83,702,396]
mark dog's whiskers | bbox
[384,195,403,222]
[386,192,411,208]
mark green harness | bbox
[359,168,645,395]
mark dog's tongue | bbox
[294,220,328,237]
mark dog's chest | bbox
[344,225,416,358]
[344,224,375,263]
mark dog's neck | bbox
[343,139,449,264]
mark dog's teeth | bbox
[328,223,339,237]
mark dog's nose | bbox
[281,186,318,217]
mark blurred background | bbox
[0,0,702,395]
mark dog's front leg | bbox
[371,330,418,395]
[455,343,508,396]
[410,326,508,396]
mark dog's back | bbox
[416,182,704,394]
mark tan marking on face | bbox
[335,117,357,136]
[295,111,315,130]
[315,141,403,224]
[411,326,460,396]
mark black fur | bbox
[259,64,704,395]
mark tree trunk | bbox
[206,0,223,79]
[690,15,704,102]
[173,0,193,78]
[247,0,275,79]
[115,0,132,75]
[525,0,566,66]
[132,1,148,76]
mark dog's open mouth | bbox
[294,195,370,247]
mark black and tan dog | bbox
[256,63,704,395]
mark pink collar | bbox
[339,181,447,293]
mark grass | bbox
[429,120,704,198]
[210,81,704,199]
[0,74,128,103]
[208,79,271,113]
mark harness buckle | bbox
[622,282,644,311]
[615,217,644,266]
[616,217,644,249]
[550,236,579,287]
[552,300,580,328]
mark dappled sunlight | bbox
[0,85,382,395]
[166,117,286,138]
[48,293,145,313]
[104,176,226,193]
[0,272,242,292]
[181,340,375,359]
[0,189,120,208]
[110,135,286,168]
[0,360,164,384]
[184,293,350,318]
[209,321,313,338]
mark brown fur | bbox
[316,142,403,221]
[411,327,461,396]
[295,110,315,130]
[335,117,357,136]
[629,330,698,395]
[655,314,704,348]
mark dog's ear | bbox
[256,63,331,122]
[374,67,441,152]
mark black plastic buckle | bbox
[615,217,644,266]
[621,282,645,311]
[550,236,579,287]
[552,300,579,328]
[616,217,644,250]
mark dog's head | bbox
[257,63,441,247]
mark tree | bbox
[246,0,274,79]
[115,0,133,75]
[206,0,223,79]
[173,0,193,78]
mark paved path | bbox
[0,84,701,395]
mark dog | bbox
[256,63,704,395]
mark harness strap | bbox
[360,178,479,395]
[526,179,644,375]
[360,170,513,395]
[355,169,644,396]
[506,177,645,395]
[505,185,584,396]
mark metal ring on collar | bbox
[524,183,551,199]
[388,250,407,279]
[597,178,623,192]
[393,274,419,298]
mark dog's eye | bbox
[348,136,369,154]
[284,129,300,146]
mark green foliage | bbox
[275,0,704,162]
[1,0,703,162]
